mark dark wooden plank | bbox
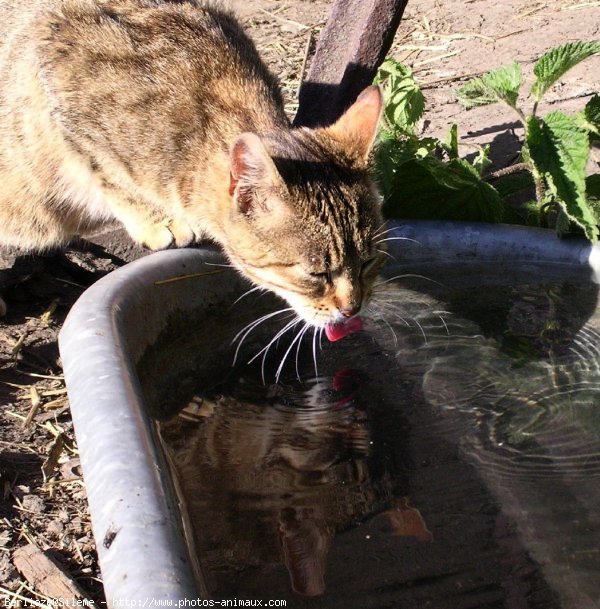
[294,0,409,127]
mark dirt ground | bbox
[1,0,599,603]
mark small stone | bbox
[68,517,83,534]
[57,509,70,523]
[21,494,46,514]
[47,520,65,538]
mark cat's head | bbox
[224,86,385,332]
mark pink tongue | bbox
[324,316,363,342]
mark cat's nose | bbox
[340,304,361,318]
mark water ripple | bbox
[419,318,600,482]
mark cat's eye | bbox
[306,255,331,282]
[309,270,332,282]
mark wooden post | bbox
[293,0,410,127]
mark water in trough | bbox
[148,260,600,609]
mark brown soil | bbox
[1,0,599,603]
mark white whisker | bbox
[373,219,389,234]
[276,324,309,383]
[374,236,421,245]
[372,225,397,240]
[231,307,294,364]
[380,317,399,347]
[413,318,428,344]
[204,261,236,268]
[374,273,443,289]
[393,313,411,327]
[249,317,300,365]
[376,248,397,262]
[256,318,301,383]
[311,326,319,377]
[435,312,450,335]
[232,307,293,345]
[369,300,411,327]
[231,285,266,306]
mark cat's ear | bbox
[325,85,383,164]
[229,133,284,214]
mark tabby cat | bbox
[0,0,385,335]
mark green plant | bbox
[375,41,600,241]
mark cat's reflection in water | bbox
[159,370,431,597]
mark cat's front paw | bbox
[139,222,176,251]
[168,217,195,247]
[139,218,195,250]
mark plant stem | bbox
[533,172,545,206]
[513,105,527,125]
[524,160,546,207]
[484,160,546,207]
[486,162,531,181]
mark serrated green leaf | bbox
[526,112,596,240]
[374,127,445,196]
[374,58,413,83]
[455,79,497,109]
[375,59,425,134]
[374,130,432,199]
[574,112,599,137]
[531,41,600,102]
[392,87,425,133]
[484,62,522,108]
[414,138,439,158]
[456,62,522,110]
[382,156,505,222]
